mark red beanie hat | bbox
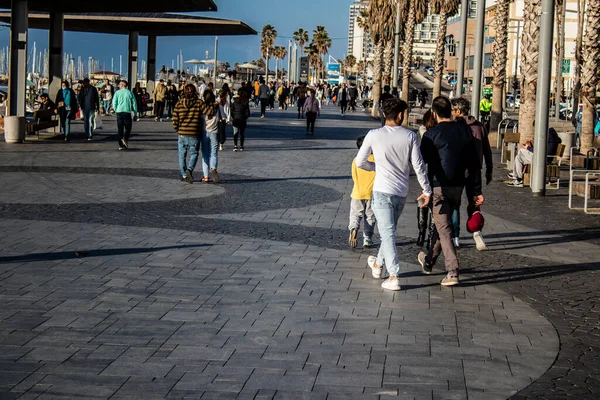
[466,210,485,234]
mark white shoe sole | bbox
[367,256,382,279]
[474,232,488,251]
[381,279,401,291]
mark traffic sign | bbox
[562,59,570,74]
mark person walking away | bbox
[379,85,394,126]
[339,83,349,116]
[356,99,432,291]
[165,84,179,121]
[173,84,216,184]
[278,84,285,110]
[55,81,78,141]
[258,79,270,119]
[297,82,307,119]
[268,82,276,110]
[451,98,493,250]
[153,79,167,121]
[100,79,114,116]
[231,89,250,151]
[77,78,100,140]
[133,82,143,118]
[418,109,436,142]
[349,83,359,112]
[349,135,377,249]
[419,96,483,286]
[303,89,320,136]
[254,80,260,107]
[418,88,428,109]
[218,86,232,151]
[202,90,224,183]
[282,84,290,111]
[479,94,492,130]
[141,88,150,117]
[112,80,138,150]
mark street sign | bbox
[562,59,570,74]
[327,63,340,84]
[299,56,309,82]
[482,87,493,96]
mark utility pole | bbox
[392,0,401,93]
[213,36,218,85]
[531,0,555,196]
[470,0,486,117]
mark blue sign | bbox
[327,63,341,83]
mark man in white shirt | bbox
[356,98,432,291]
[199,80,207,99]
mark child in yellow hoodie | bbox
[349,136,376,248]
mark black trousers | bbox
[306,112,317,133]
[166,102,176,118]
[117,112,132,142]
[233,123,246,147]
[155,100,165,118]
[349,98,357,111]
[260,99,268,116]
[340,101,348,114]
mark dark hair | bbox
[383,85,390,93]
[431,96,452,119]
[82,78,90,84]
[203,89,216,104]
[451,98,470,116]
[382,98,408,120]
[356,136,365,149]
[40,93,49,99]
[61,81,70,88]
[120,80,129,87]
[184,84,198,99]
[423,109,436,129]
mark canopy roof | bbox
[0,0,217,13]
[0,12,256,36]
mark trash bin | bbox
[4,116,26,144]
[558,131,575,161]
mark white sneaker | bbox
[453,237,460,248]
[367,256,382,279]
[381,277,401,291]
[473,231,488,251]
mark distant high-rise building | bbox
[348,0,373,62]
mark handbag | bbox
[595,119,600,136]
[217,107,227,145]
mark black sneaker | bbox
[185,169,194,184]
[210,169,220,184]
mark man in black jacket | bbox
[419,96,483,286]
[77,78,100,140]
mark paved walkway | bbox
[0,106,598,399]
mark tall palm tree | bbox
[490,0,510,130]
[273,46,287,82]
[313,25,332,80]
[365,0,387,117]
[554,0,565,121]
[260,24,277,82]
[580,0,600,151]
[401,0,428,123]
[571,0,586,126]
[431,0,460,98]
[381,0,397,87]
[345,54,357,77]
[305,42,321,84]
[518,0,542,145]
[293,28,309,56]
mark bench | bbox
[26,109,59,138]
[523,143,566,189]
[568,148,600,214]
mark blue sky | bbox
[0,0,352,74]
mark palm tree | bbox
[273,46,288,82]
[401,0,428,123]
[518,0,542,145]
[305,42,321,84]
[357,59,366,80]
[260,24,277,82]
[313,25,332,80]
[293,28,309,56]
[345,54,357,77]
[364,0,388,117]
[490,0,510,130]
[571,0,586,127]
[580,0,600,151]
[431,0,461,98]
[381,1,397,87]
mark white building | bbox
[348,0,374,62]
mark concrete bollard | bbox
[3,116,26,143]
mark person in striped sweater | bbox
[172,84,216,184]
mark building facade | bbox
[348,0,373,62]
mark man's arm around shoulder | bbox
[356,132,375,171]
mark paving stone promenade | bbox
[0,105,598,399]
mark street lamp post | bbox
[456,0,469,98]
[470,0,486,117]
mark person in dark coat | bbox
[37,94,56,123]
[54,81,78,141]
[77,78,100,140]
[231,90,251,151]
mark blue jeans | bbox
[178,135,200,178]
[103,100,111,114]
[60,111,71,136]
[201,130,219,177]
[82,109,95,138]
[371,192,406,277]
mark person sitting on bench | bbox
[508,127,561,187]
[38,94,56,122]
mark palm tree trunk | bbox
[401,0,417,125]
[518,0,542,145]
[433,8,449,98]
[580,0,600,152]
[371,42,384,118]
[571,0,586,126]
[383,40,394,86]
[554,0,565,120]
[491,0,510,130]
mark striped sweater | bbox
[172,97,215,136]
